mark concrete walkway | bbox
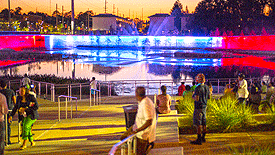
[4,96,275,155]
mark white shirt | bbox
[0,93,8,122]
[238,79,249,98]
[134,97,156,143]
[22,77,31,86]
[90,80,97,90]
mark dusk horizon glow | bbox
[0,0,201,20]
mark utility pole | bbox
[8,0,11,31]
[62,6,64,33]
[105,0,107,13]
[71,0,75,34]
[56,4,58,30]
[87,8,90,33]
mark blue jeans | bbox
[0,121,5,155]
[4,114,11,144]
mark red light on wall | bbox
[222,56,275,70]
[0,60,30,67]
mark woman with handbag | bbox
[9,86,39,150]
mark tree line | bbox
[1,0,275,36]
[0,7,94,33]
[188,0,275,36]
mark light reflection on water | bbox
[1,48,274,81]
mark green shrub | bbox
[177,94,256,132]
[207,96,255,132]
[177,93,194,115]
[229,144,273,155]
[267,104,275,124]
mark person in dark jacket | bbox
[191,73,210,145]
[9,86,39,150]
[0,79,16,145]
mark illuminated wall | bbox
[44,35,223,50]
[1,35,275,51]
[223,36,275,51]
[0,35,45,51]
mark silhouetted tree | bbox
[171,0,184,32]
[189,0,270,35]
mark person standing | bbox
[190,81,197,92]
[0,79,16,145]
[206,81,213,96]
[22,74,31,89]
[237,73,249,105]
[90,77,97,94]
[178,82,185,96]
[9,86,39,150]
[0,93,8,155]
[267,82,275,101]
[156,85,171,114]
[261,81,267,100]
[191,73,210,145]
[130,87,156,155]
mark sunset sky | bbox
[0,0,201,19]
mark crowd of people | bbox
[223,74,275,112]
[1,72,275,154]
[0,74,39,154]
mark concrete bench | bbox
[149,147,183,155]
[150,109,184,155]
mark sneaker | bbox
[31,142,36,147]
[201,137,206,143]
[20,145,27,150]
[190,139,202,145]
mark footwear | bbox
[201,137,206,143]
[20,145,27,150]
[191,134,202,145]
[191,139,202,145]
[201,133,206,143]
[31,142,36,146]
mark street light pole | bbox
[8,0,11,31]
[87,8,90,34]
[71,0,75,34]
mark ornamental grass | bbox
[178,94,256,133]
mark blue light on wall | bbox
[43,35,223,50]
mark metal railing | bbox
[57,95,78,121]
[90,88,101,107]
[5,77,270,103]
[109,134,137,155]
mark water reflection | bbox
[0,49,275,81]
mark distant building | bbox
[148,0,193,36]
[92,13,136,35]
[148,13,192,36]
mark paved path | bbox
[4,96,275,155]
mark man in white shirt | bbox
[0,93,8,155]
[237,73,249,105]
[130,87,156,155]
[22,74,31,89]
[90,77,97,94]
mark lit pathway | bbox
[4,96,275,155]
